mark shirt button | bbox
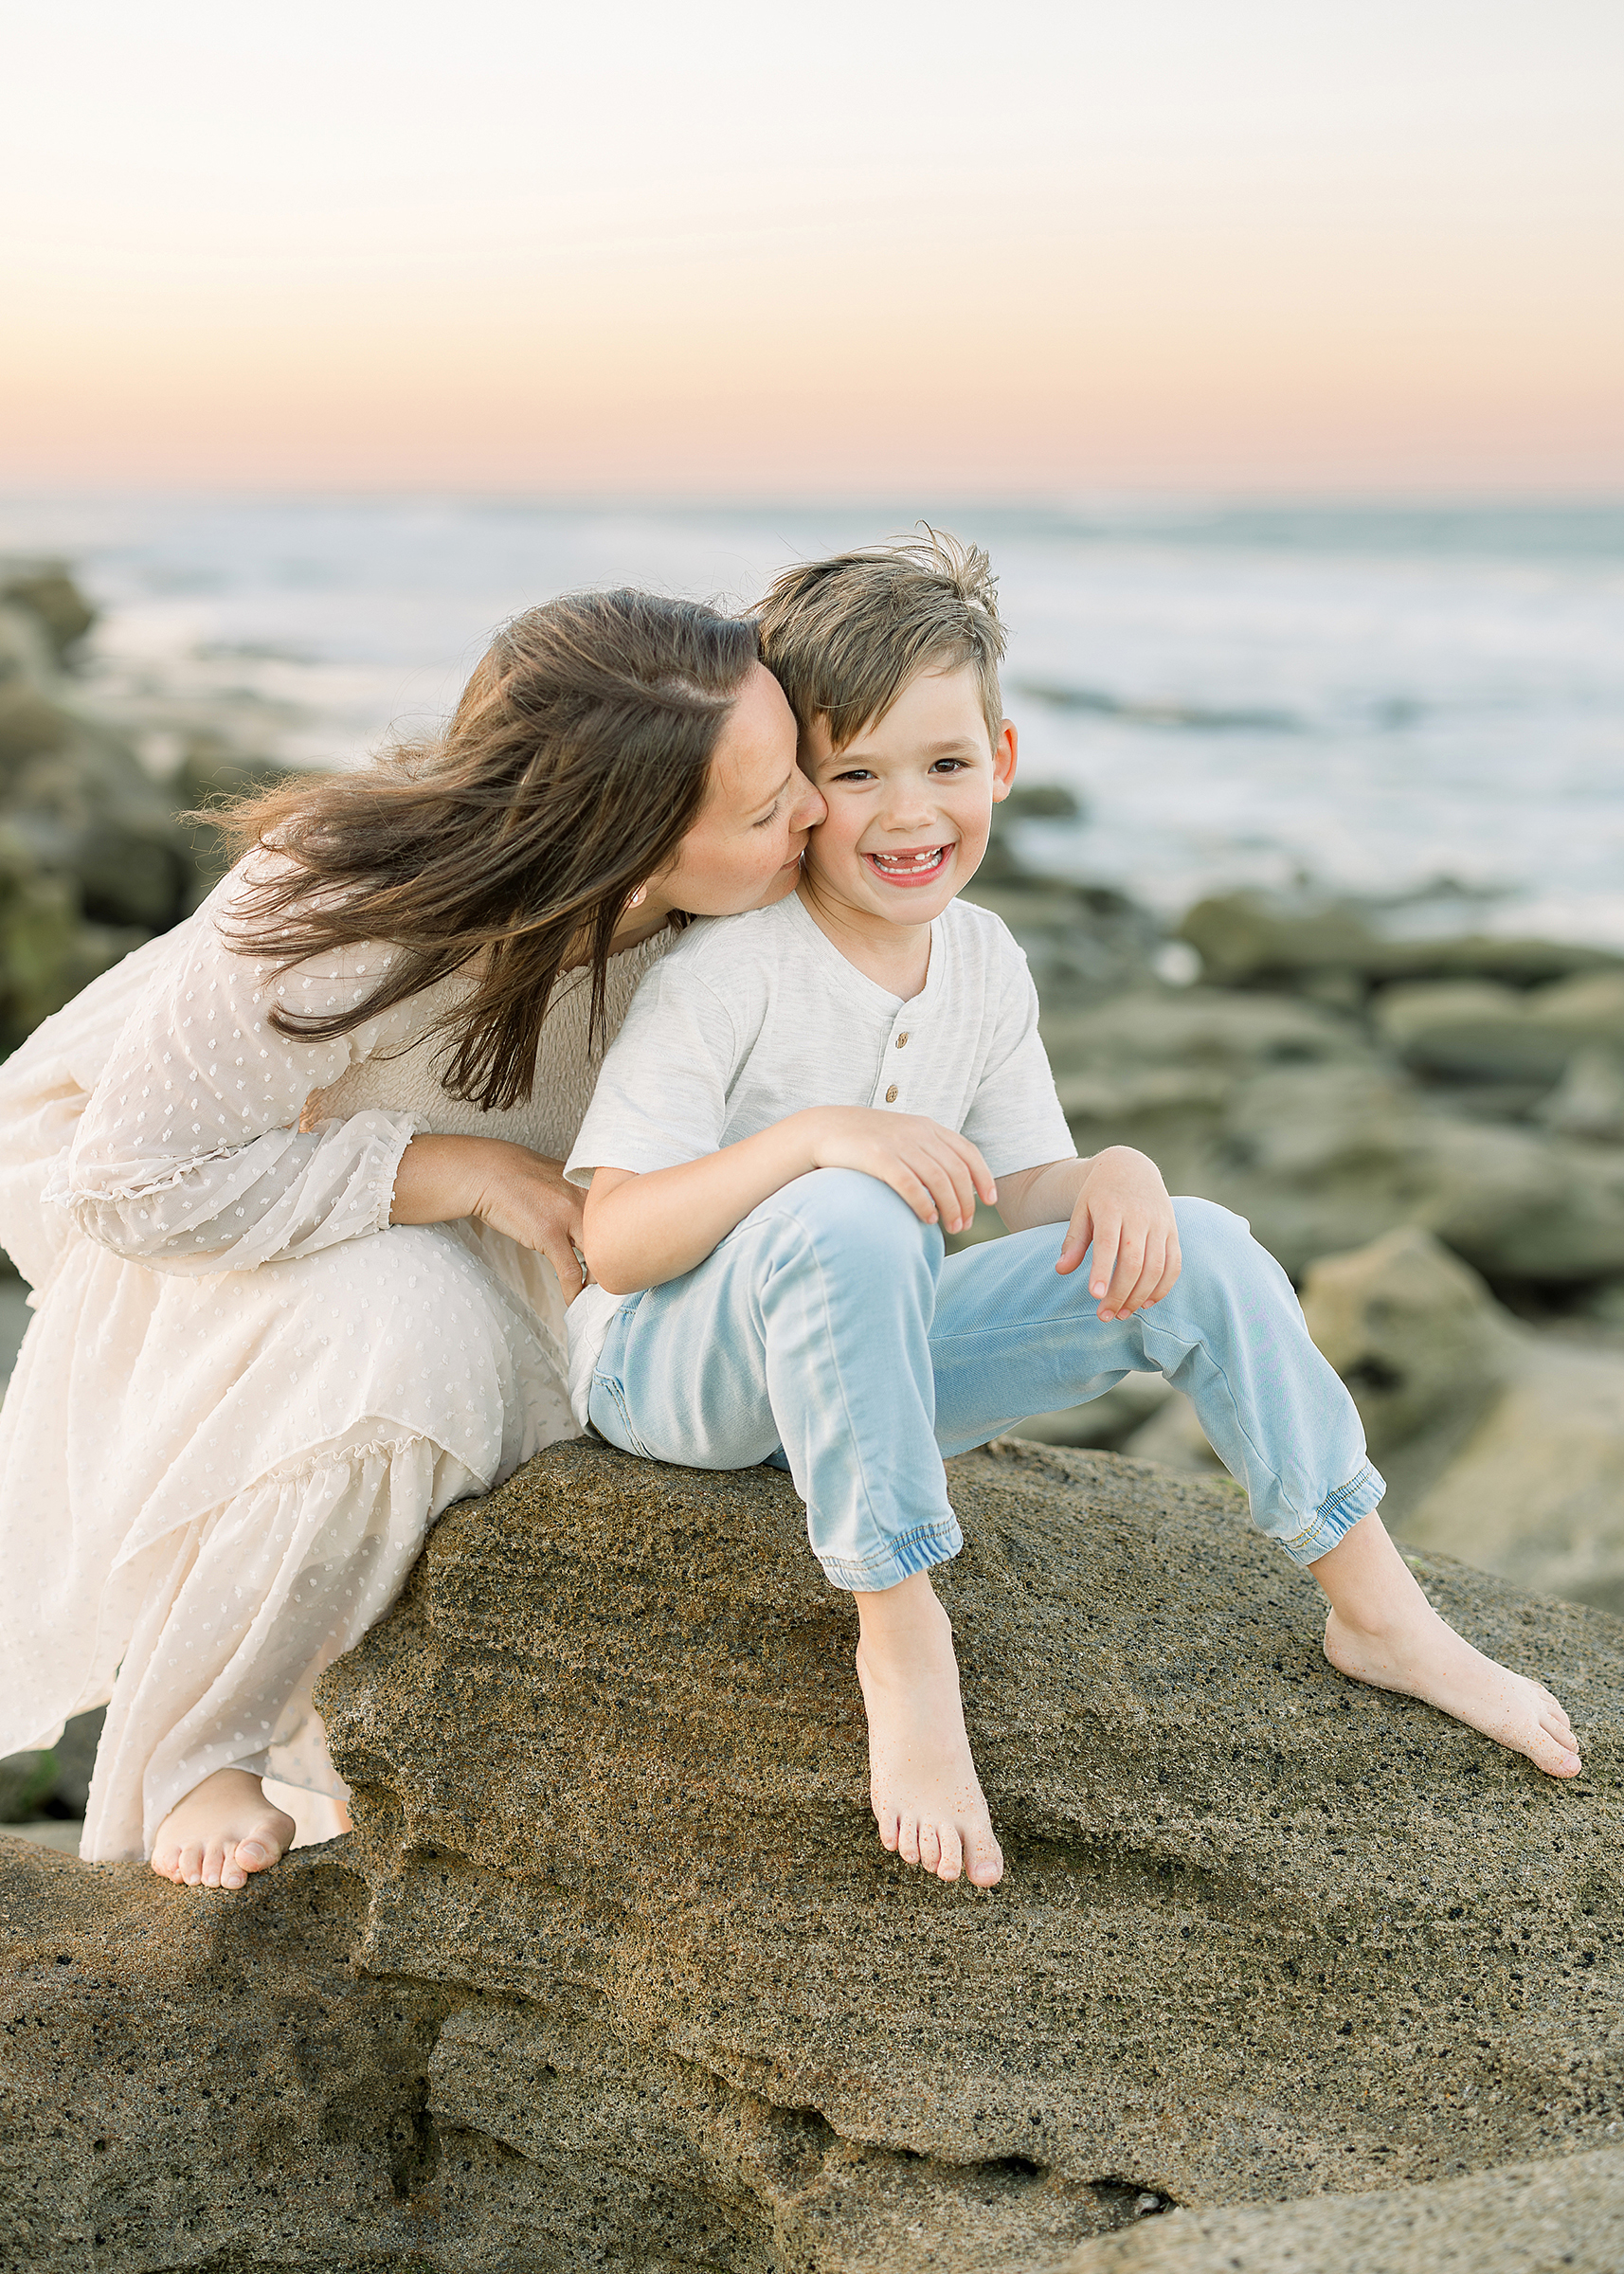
[896,1032,909,1047]
[885,1085,899,1103]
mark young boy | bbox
[564,534,1580,1888]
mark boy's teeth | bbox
[874,848,945,869]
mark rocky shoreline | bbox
[3,562,1623,2270]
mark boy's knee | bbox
[1171,1196,1289,1290]
[774,1168,941,1266]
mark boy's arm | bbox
[582,1109,998,1295]
[997,1147,1182,1322]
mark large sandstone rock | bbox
[8,1439,1624,2270]
[322,1443,1624,2248]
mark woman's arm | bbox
[51,875,423,1274]
[581,1107,998,1294]
[390,1135,588,1302]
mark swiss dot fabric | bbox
[0,853,670,1860]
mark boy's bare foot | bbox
[1312,1512,1581,1778]
[854,1572,1003,1886]
[150,1768,298,1891]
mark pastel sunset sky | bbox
[5,0,1621,496]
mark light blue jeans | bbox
[587,1172,1383,1592]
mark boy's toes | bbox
[1528,1723,1581,1777]
[917,1821,943,1875]
[875,1810,901,1855]
[934,1822,964,1883]
[965,1831,1004,1888]
[897,1814,922,1868]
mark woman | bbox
[0,588,823,1887]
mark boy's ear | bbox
[990,720,1018,802]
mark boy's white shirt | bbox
[562,889,1076,1427]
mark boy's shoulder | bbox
[651,896,802,987]
[939,891,1029,975]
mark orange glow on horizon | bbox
[4,2,1621,496]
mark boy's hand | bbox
[1056,1146,1181,1320]
[802,1106,997,1236]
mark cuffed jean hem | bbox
[820,1515,964,1594]
[1275,1461,1388,1568]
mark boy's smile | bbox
[864,843,951,887]
[795,664,1018,982]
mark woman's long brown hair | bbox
[214,588,758,1111]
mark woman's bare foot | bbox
[150,1768,298,1891]
[1312,1512,1581,1778]
[854,1572,1003,1886]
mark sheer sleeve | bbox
[45,861,426,1276]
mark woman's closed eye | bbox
[750,797,782,828]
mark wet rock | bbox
[9,1439,1624,2270]
[0,1750,56,1821]
[962,874,1159,1002]
[1301,1227,1624,1615]
[1180,890,1623,994]
[0,567,96,664]
[1040,985,1374,1176]
[1378,973,1624,1084]
[1186,1064,1624,1285]
[0,580,233,1045]
[1049,1025,1624,1289]
[1536,1048,1624,1143]
[0,828,144,1054]
[1178,892,1380,990]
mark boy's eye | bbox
[832,767,875,784]
[929,758,968,774]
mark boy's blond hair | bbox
[751,529,1006,754]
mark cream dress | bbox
[0,856,667,1861]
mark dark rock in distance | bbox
[0,569,96,665]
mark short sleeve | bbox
[565,954,742,1185]
[960,938,1076,1176]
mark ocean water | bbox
[3,495,1621,946]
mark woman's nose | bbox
[793,780,827,828]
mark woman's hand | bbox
[802,1107,998,1236]
[1056,1146,1181,1320]
[390,1135,588,1302]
